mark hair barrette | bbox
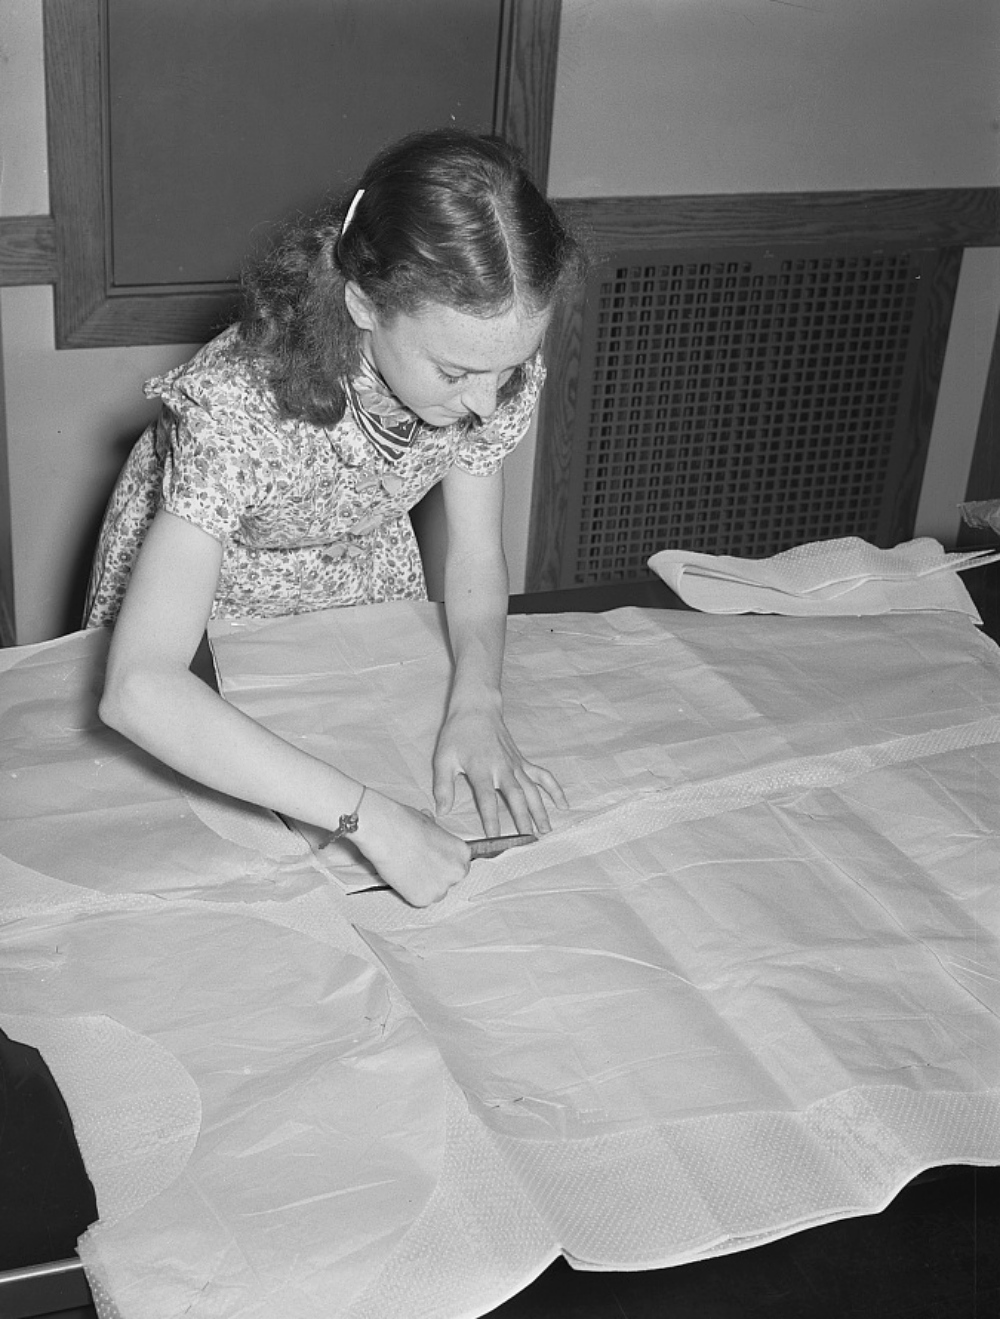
[341,188,365,236]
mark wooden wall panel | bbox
[34,0,561,348]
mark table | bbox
[1,577,1000,1319]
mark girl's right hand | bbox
[352,791,472,906]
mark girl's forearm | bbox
[100,661,364,830]
[442,550,509,709]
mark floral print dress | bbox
[84,327,544,626]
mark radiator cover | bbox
[558,245,947,587]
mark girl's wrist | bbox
[446,679,503,717]
[329,782,367,841]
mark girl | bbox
[86,128,586,907]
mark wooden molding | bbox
[554,189,1000,256]
[528,289,584,592]
[44,0,106,345]
[496,0,561,190]
[0,217,58,286]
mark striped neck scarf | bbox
[343,355,422,464]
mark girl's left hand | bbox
[432,706,568,838]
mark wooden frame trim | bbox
[40,0,563,349]
[0,217,58,286]
[44,0,107,345]
[554,189,1000,256]
[495,0,561,191]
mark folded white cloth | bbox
[960,498,1000,536]
[648,536,1000,619]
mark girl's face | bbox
[345,284,550,428]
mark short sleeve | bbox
[146,333,279,544]
[451,354,546,477]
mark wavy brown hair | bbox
[237,129,586,426]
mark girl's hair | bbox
[238,128,586,425]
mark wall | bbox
[551,0,999,196]
[2,0,998,642]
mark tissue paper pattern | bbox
[2,602,999,1317]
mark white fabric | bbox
[648,535,1000,617]
[1,602,999,1317]
[961,498,1000,536]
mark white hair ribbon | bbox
[342,188,365,236]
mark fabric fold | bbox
[648,536,1000,618]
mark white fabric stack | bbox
[2,601,999,1319]
[649,536,1000,618]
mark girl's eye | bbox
[438,369,468,384]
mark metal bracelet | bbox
[330,784,366,841]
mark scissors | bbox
[346,832,537,894]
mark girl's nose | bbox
[462,375,499,420]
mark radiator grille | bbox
[566,246,938,586]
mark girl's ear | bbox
[344,281,378,332]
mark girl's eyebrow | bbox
[434,355,496,375]
[436,359,479,375]
[434,342,543,375]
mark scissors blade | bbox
[466,833,538,860]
